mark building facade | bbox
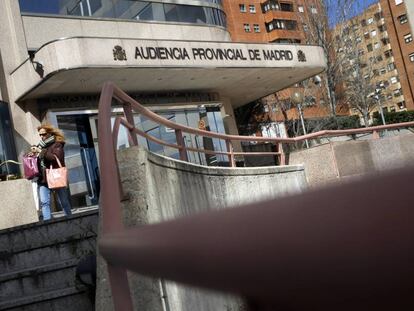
[379,0,414,111]
[222,0,333,126]
[0,0,325,208]
[334,2,413,124]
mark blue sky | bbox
[20,0,381,22]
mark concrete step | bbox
[0,209,98,311]
[0,259,79,300]
[0,209,98,273]
[0,285,92,311]
[0,233,96,274]
[0,208,98,253]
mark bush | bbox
[372,111,414,125]
[285,115,361,137]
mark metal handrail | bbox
[107,83,414,169]
[97,82,414,311]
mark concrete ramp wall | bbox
[289,133,414,186]
[96,146,307,311]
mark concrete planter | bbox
[0,179,38,230]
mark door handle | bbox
[81,148,95,200]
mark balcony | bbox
[263,10,298,24]
[267,29,303,42]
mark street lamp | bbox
[374,87,386,126]
[291,90,309,148]
[368,83,386,126]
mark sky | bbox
[19,0,382,24]
[328,0,382,26]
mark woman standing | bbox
[30,124,72,220]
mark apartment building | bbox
[222,0,331,124]
[335,2,412,124]
[380,0,414,111]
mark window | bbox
[249,4,256,13]
[390,76,399,84]
[371,29,377,37]
[266,19,297,31]
[398,14,408,24]
[303,23,308,32]
[361,19,367,27]
[364,32,370,39]
[395,0,403,5]
[0,102,18,177]
[409,52,414,62]
[367,17,373,24]
[404,33,413,43]
[380,67,387,75]
[254,24,260,32]
[384,50,393,58]
[378,24,387,32]
[239,4,246,12]
[374,12,383,21]
[374,42,381,49]
[244,23,251,32]
[356,36,362,43]
[310,5,317,14]
[398,101,406,109]
[298,5,304,12]
[367,43,373,52]
[280,2,293,11]
[387,62,396,71]
[393,89,402,97]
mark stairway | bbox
[0,209,98,311]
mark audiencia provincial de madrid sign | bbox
[110,39,311,67]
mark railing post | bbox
[175,129,188,162]
[123,103,139,146]
[226,140,236,167]
[372,130,380,139]
[278,142,286,166]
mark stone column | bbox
[0,0,41,156]
[219,97,242,153]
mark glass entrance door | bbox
[56,114,100,208]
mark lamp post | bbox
[374,88,386,126]
[291,91,309,149]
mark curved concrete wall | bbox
[96,146,307,311]
[22,16,231,50]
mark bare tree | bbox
[335,2,389,126]
[300,0,357,116]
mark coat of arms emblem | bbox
[297,50,307,62]
[113,45,127,61]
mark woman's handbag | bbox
[46,155,68,189]
[23,155,39,180]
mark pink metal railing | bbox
[97,82,414,311]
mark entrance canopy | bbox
[12,38,326,107]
